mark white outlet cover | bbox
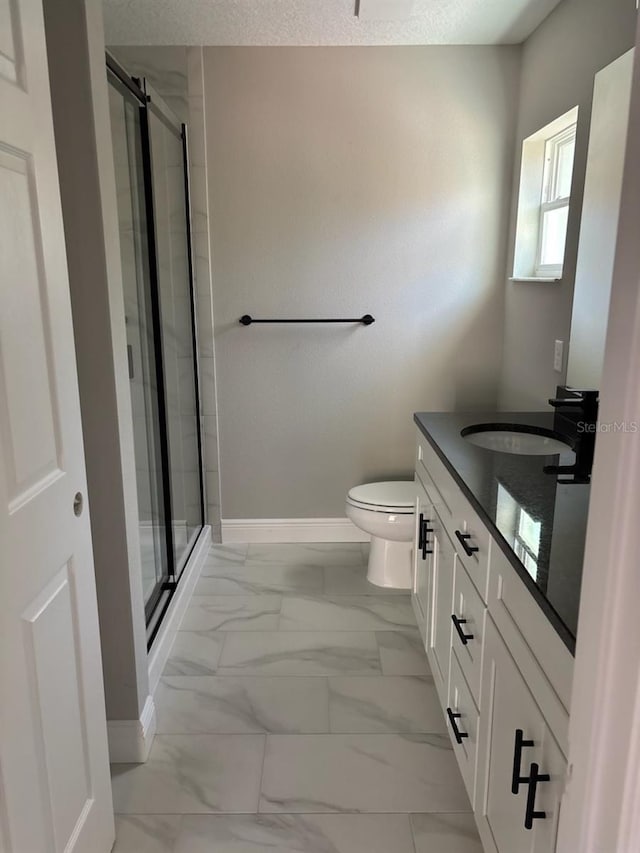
[554,340,564,373]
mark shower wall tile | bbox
[199,357,217,417]
[203,416,218,467]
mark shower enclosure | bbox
[107,55,204,644]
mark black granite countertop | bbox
[414,411,589,654]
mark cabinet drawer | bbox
[416,432,458,521]
[447,652,480,807]
[450,502,491,604]
[416,429,490,602]
[451,562,486,708]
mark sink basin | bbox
[461,424,572,456]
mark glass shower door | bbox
[108,78,171,618]
[146,106,203,576]
[107,56,204,639]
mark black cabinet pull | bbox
[418,513,425,551]
[446,707,469,745]
[512,729,535,794]
[455,530,479,557]
[524,763,550,830]
[451,614,474,645]
[421,516,433,560]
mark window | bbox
[536,124,577,276]
[512,107,578,282]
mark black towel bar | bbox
[239,314,375,326]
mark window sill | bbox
[509,276,562,283]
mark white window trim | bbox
[534,123,576,277]
[512,106,579,282]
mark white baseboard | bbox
[147,524,212,695]
[221,517,369,543]
[107,694,157,764]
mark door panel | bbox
[0,148,61,504]
[478,618,566,853]
[0,1,113,850]
[413,475,431,640]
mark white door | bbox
[0,1,114,851]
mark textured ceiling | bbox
[102,0,564,46]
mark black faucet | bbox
[548,389,599,423]
[544,388,599,483]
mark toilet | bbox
[345,481,416,589]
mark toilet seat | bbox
[346,481,415,515]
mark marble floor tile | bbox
[155,676,330,734]
[180,595,282,631]
[112,734,265,814]
[323,564,408,596]
[279,595,416,631]
[328,675,446,734]
[410,814,483,853]
[113,815,182,853]
[164,631,225,676]
[246,543,364,567]
[218,632,382,676]
[201,545,248,570]
[259,733,471,814]
[376,629,431,675]
[196,565,324,595]
[175,813,416,853]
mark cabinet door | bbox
[412,475,433,643]
[427,510,456,705]
[477,618,567,853]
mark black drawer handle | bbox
[524,763,550,830]
[512,729,535,794]
[446,707,469,745]
[451,614,474,645]
[455,529,479,557]
[420,514,433,560]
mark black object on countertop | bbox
[414,411,590,653]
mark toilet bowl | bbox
[345,481,415,589]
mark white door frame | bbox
[557,17,640,852]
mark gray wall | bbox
[499,0,637,409]
[43,0,149,719]
[204,46,520,519]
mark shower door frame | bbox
[106,53,205,645]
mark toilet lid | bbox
[347,481,415,509]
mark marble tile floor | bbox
[112,542,483,853]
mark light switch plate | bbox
[554,340,564,373]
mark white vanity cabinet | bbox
[412,426,573,852]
